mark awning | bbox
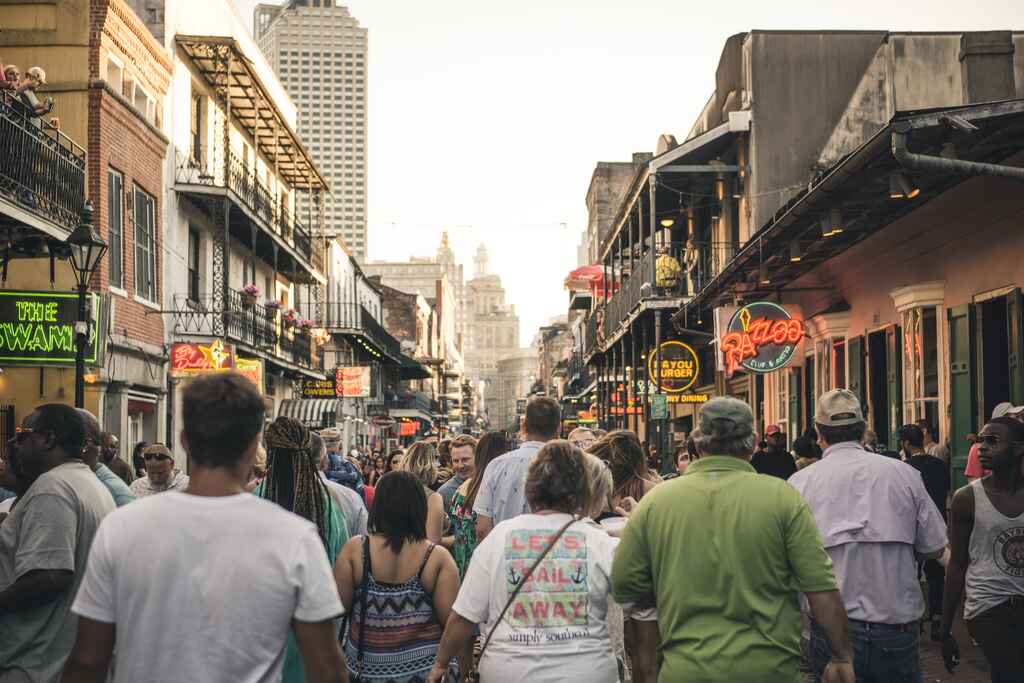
[399,353,433,380]
[388,408,434,423]
[277,398,338,427]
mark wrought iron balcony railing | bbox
[170,292,322,372]
[0,91,86,233]
[175,147,322,272]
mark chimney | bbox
[960,31,1016,104]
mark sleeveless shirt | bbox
[964,479,1024,620]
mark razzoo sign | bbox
[715,302,806,377]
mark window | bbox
[107,169,124,289]
[902,306,940,428]
[189,91,203,163]
[131,82,156,124]
[133,186,156,302]
[105,55,124,95]
[187,227,201,303]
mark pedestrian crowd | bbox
[0,371,1022,682]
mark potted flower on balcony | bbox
[298,318,314,335]
[264,298,282,311]
[240,284,260,310]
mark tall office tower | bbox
[254,0,368,260]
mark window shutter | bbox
[1008,288,1023,407]
[886,326,903,451]
[788,368,802,439]
[948,305,976,490]
[847,335,865,410]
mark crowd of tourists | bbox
[0,370,1021,682]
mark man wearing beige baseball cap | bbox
[789,389,948,682]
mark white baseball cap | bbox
[991,402,1024,419]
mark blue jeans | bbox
[811,619,922,683]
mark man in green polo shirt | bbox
[612,397,854,682]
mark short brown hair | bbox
[525,440,587,513]
[182,372,265,468]
[451,434,478,451]
[525,396,561,439]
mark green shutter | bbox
[847,335,865,409]
[886,326,903,450]
[789,368,802,438]
[1008,289,1023,406]
[948,305,976,490]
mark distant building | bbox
[254,0,368,259]
[463,244,520,401]
[495,348,539,432]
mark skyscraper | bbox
[254,0,368,260]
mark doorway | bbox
[868,330,890,445]
[979,296,1010,420]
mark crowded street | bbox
[2,1,1024,682]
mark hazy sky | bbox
[233,0,1024,341]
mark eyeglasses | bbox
[144,453,172,462]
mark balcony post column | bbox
[648,173,657,295]
[640,319,648,447]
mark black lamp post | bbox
[66,201,107,408]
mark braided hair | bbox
[260,416,334,551]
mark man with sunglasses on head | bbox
[128,444,189,498]
[941,416,1024,683]
[0,404,115,681]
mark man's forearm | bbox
[432,612,476,671]
[0,570,72,614]
[60,657,110,683]
[476,515,494,543]
[806,590,852,661]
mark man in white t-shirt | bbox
[62,372,347,683]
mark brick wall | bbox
[88,86,167,348]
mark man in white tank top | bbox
[941,415,1024,683]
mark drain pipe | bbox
[892,121,1024,181]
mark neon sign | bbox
[0,290,100,366]
[170,340,234,377]
[720,302,805,376]
[647,341,700,393]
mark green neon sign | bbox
[0,290,100,366]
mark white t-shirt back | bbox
[453,513,618,683]
[72,491,343,683]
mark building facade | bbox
[463,244,520,405]
[253,0,368,259]
[494,347,539,433]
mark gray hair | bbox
[694,397,755,458]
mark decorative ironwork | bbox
[0,91,86,234]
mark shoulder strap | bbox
[416,542,437,580]
[477,516,577,663]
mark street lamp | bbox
[66,201,107,408]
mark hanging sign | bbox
[170,340,234,377]
[302,378,337,398]
[716,302,806,377]
[399,421,419,436]
[336,366,371,398]
[235,358,263,393]
[0,290,101,366]
[647,341,700,393]
[650,394,669,420]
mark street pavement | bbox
[918,618,989,683]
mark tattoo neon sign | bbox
[720,302,805,376]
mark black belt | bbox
[847,619,917,633]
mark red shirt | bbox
[964,442,991,479]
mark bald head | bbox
[76,408,102,469]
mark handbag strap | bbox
[477,515,578,663]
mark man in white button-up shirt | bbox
[790,389,947,683]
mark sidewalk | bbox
[919,618,989,683]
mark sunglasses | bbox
[144,453,172,462]
[8,426,46,445]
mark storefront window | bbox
[816,340,831,397]
[902,307,939,428]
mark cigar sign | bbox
[716,302,806,376]
[647,341,699,393]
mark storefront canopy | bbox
[398,353,433,380]
[277,398,338,428]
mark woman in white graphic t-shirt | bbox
[427,440,628,682]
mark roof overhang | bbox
[674,99,1024,324]
[176,35,328,192]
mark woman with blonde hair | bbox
[399,440,445,543]
[590,430,658,510]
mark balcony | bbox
[175,148,324,279]
[600,240,737,341]
[0,91,86,239]
[170,291,323,375]
[298,301,403,363]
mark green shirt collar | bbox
[684,455,756,475]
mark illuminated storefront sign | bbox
[302,378,337,398]
[717,302,806,376]
[170,340,234,377]
[235,358,263,392]
[0,290,101,366]
[336,366,371,398]
[647,341,700,393]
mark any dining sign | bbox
[715,302,806,377]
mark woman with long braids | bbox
[255,416,348,683]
